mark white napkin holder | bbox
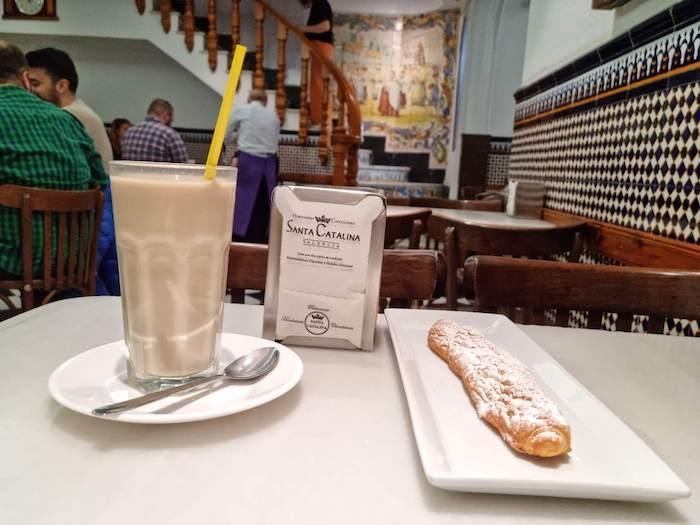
[506,180,545,218]
[263,185,386,351]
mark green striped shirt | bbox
[0,85,107,275]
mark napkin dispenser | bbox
[263,185,386,351]
[506,180,545,219]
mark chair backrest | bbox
[0,185,104,311]
[466,255,700,334]
[386,197,410,206]
[410,196,503,212]
[385,209,431,248]
[227,242,443,305]
[380,249,444,303]
[226,242,268,302]
[426,215,586,309]
[453,222,585,262]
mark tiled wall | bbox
[510,2,699,336]
[177,130,335,178]
[486,140,511,188]
[511,14,699,246]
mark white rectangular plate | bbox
[385,309,690,501]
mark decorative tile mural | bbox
[334,10,461,169]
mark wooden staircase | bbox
[133,0,361,186]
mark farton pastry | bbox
[427,319,571,458]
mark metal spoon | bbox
[92,347,279,416]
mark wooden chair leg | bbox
[444,226,457,310]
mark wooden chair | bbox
[226,242,444,309]
[465,255,700,334]
[386,197,410,206]
[0,185,104,315]
[384,209,431,249]
[380,249,445,309]
[226,242,268,303]
[427,214,586,309]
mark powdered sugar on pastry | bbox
[427,319,571,458]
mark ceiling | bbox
[197,1,465,22]
[332,0,465,16]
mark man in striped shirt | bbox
[121,98,190,163]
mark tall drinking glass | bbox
[110,161,236,392]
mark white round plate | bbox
[48,333,303,424]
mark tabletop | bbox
[386,205,431,218]
[429,208,554,228]
[386,205,554,228]
[1,297,698,525]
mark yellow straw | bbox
[204,44,247,180]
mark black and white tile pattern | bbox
[510,82,700,244]
[514,21,700,121]
[486,141,511,187]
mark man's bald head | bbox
[147,98,175,126]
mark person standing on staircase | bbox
[226,89,280,244]
[299,0,334,127]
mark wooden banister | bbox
[254,0,362,185]
[299,42,311,145]
[207,0,218,71]
[319,64,330,164]
[160,0,172,32]
[276,22,288,124]
[254,3,265,89]
[140,0,362,186]
[184,0,194,52]
[231,0,240,51]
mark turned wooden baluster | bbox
[135,0,145,15]
[184,0,195,52]
[318,63,331,164]
[254,3,266,89]
[160,0,172,33]
[331,96,348,185]
[346,142,359,186]
[298,43,311,145]
[231,0,241,50]
[276,22,288,124]
[207,0,218,71]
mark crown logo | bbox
[311,313,324,321]
[315,215,331,224]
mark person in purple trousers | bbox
[226,89,280,243]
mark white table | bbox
[1,297,698,524]
[386,205,553,229]
[430,208,554,229]
[386,205,432,218]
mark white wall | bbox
[1,33,223,129]
[458,0,529,137]
[0,0,234,97]
[521,0,679,85]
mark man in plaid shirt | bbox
[121,98,190,163]
[0,41,107,277]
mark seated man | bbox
[122,98,189,163]
[0,41,107,279]
[26,47,113,174]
